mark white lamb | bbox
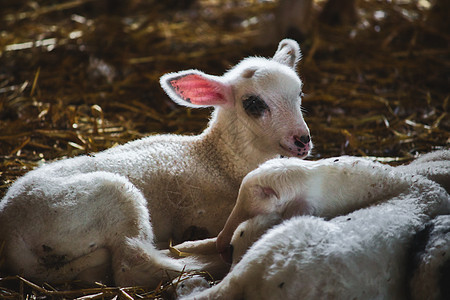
[179,151,449,299]
[0,39,312,286]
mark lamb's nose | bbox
[294,135,310,147]
[299,135,310,144]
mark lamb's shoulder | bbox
[101,134,243,241]
[146,161,240,241]
[104,133,241,199]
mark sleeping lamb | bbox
[178,150,449,299]
[0,39,312,286]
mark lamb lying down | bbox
[179,150,450,299]
[0,39,311,287]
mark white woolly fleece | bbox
[181,151,450,300]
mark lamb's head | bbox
[160,39,312,162]
[216,158,313,263]
[229,213,283,267]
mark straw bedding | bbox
[0,0,448,298]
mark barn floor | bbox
[0,0,449,298]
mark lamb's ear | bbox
[272,39,302,70]
[160,70,233,108]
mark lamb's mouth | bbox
[279,143,309,158]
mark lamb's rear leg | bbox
[1,171,189,287]
[75,173,192,287]
[56,248,111,283]
[111,238,186,287]
[63,173,172,287]
[2,227,110,284]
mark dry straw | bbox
[0,0,448,298]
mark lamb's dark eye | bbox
[243,95,269,118]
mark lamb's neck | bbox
[200,109,277,181]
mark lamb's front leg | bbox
[217,156,409,258]
[167,238,230,280]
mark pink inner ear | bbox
[170,74,227,106]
